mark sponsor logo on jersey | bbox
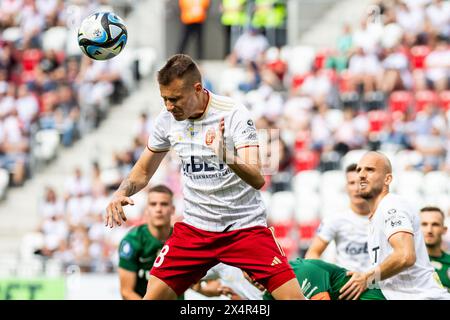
[388,209,396,214]
[182,155,226,173]
[247,119,254,126]
[345,242,368,256]
[205,127,216,146]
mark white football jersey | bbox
[368,193,450,300]
[147,90,267,232]
[317,210,371,272]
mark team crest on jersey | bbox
[205,127,216,146]
[119,241,133,259]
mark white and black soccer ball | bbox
[77,12,128,60]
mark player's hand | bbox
[210,118,233,163]
[218,286,243,300]
[339,271,368,300]
[105,195,134,228]
[242,271,265,291]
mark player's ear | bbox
[193,82,203,93]
[384,173,393,186]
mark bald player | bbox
[339,151,450,300]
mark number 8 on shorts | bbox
[153,245,170,268]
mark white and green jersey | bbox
[147,90,266,232]
[317,210,371,272]
[368,193,450,300]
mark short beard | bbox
[359,185,382,200]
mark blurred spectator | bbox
[177,0,211,60]
[230,27,269,64]
[64,167,91,200]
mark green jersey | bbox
[118,224,169,297]
[429,251,450,291]
[263,259,386,300]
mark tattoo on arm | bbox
[118,179,137,196]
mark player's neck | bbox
[427,245,443,258]
[368,190,389,219]
[147,224,171,242]
[189,89,209,120]
[351,204,370,216]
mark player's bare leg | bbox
[271,278,306,300]
[143,275,178,300]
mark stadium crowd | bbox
[24,0,450,274]
[0,0,131,191]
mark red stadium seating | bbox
[409,45,430,70]
[368,110,390,133]
[388,91,413,113]
[415,90,438,113]
[297,220,321,242]
[439,91,450,111]
[337,70,353,93]
[270,221,295,238]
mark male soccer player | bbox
[420,206,450,290]
[262,259,385,300]
[306,164,371,272]
[105,54,304,300]
[118,185,175,300]
[340,151,450,300]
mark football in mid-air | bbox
[78,12,128,60]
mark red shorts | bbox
[150,222,296,296]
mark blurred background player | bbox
[420,206,450,291]
[262,258,385,300]
[118,185,175,300]
[105,54,304,300]
[306,163,371,272]
[340,151,450,300]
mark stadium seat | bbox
[397,170,424,195]
[287,45,316,75]
[439,91,450,111]
[395,150,423,171]
[341,149,367,170]
[423,194,450,214]
[293,170,321,195]
[268,191,296,224]
[324,109,344,130]
[389,91,414,113]
[33,129,60,163]
[415,90,438,113]
[320,191,349,220]
[368,110,389,134]
[320,170,346,195]
[423,171,449,195]
[295,192,320,224]
[42,26,68,51]
[297,220,321,247]
[337,70,354,93]
[409,45,430,70]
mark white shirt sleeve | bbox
[228,105,259,150]
[316,218,337,243]
[382,206,414,240]
[147,112,171,152]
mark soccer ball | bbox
[77,12,128,60]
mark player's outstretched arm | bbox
[305,236,329,259]
[105,148,168,228]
